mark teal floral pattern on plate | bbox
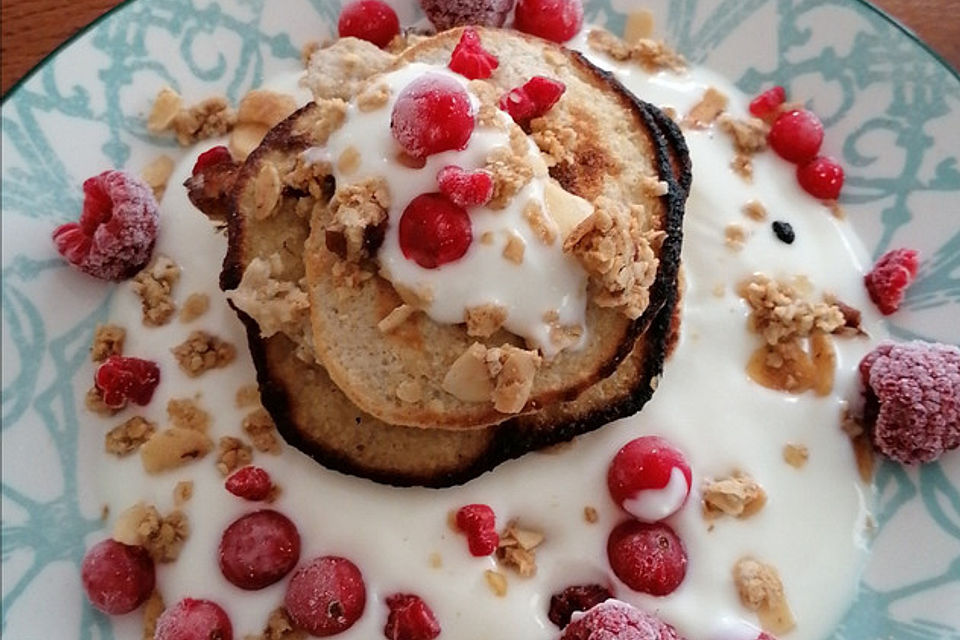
[1,1,957,638]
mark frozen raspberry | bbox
[338,0,400,49]
[94,355,161,409]
[499,76,566,127]
[749,86,786,119]
[864,248,920,315]
[859,341,960,464]
[514,0,584,43]
[384,593,441,640]
[607,521,687,596]
[81,539,155,615]
[391,74,476,159]
[448,28,499,80]
[420,0,515,30]
[560,601,685,640]
[218,510,300,590]
[285,556,366,637]
[399,193,472,269]
[155,598,233,640]
[607,436,692,522]
[548,584,613,629]
[52,170,159,281]
[454,503,499,556]
[437,166,494,207]
[767,109,823,164]
[225,466,273,501]
[797,155,844,200]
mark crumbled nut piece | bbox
[497,521,545,577]
[810,330,836,396]
[142,590,165,640]
[243,408,281,454]
[782,443,809,468]
[485,147,534,210]
[523,201,558,246]
[337,146,362,174]
[229,256,311,341]
[725,223,747,250]
[141,155,175,200]
[172,331,237,377]
[172,96,236,146]
[179,293,210,323]
[238,89,298,129]
[624,10,655,42]
[733,557,796,635]
[326,177,390,262]
[747,340,817,393]
[487,345,543,414]
[236,385,260,409]
[531,124,577,166]
[85,386,120,417]
[484,570,508,597]
[173,480,194,506]
[301,40,321,67]
[113,502,189,562]
[823,295,866,336]
[639,176,669,198]
[252,163,282,221]
[503,232,526,264]
[216,436,253,476]
[302,38,395,101]
[132,256,180,326]
[564,197,661,320]
[393,282,434,309]
[230,123,270,161]
[91,324,125,362]
[731,154,754,181]
[739,274,845,345]
[378,304,417,334]
[549,322,584,351]
[480,231,495,245]
[684,87,729,128]
[140,427,214,474]
[249,607,307,640]
[147,87,182,133]
[356,82,391,112]
[586,29,685,72]
[442,343,495,402]
[584,506,599,523]
[742,200,768,221]
[702,472,767,519]
[167,397,210,432]
[396,380,423,404]
[105,416,157,456]
[469,79,506,129]
[465,304,507,338]
[719,115,770,154]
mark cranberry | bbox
[218,510,300,590]
[94,355,161,408]
[748,86,786,119]
[514,0,584,43]
[192,145,233,176]
[448,28,499,80]
[391,74,476,159]
[796,155,844,200]
[225,466,273,501]
[547,584,612,629]
[155,598,233,640]
[337,0,400,49]
[398,194,472,269]
[436,166,494,208]
[768,109,824,164]
[864,248,920,315]
[607,521,687,596]
[560,601,684,640]
[285,556,366,636]
[454,504,499,556]
[499,76,566,127]
[384,593,441,640]
[81,539,155,615]
[607,436,692,522]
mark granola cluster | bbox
[586,29,686,73]
[132,256,180,326]
[171,331,237,377]
[325,177,391,262]
[441,342,543,413]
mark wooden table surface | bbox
[2,0,958,96]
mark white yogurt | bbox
[98,37,881,640]
[622,467,690,522]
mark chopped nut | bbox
[739,274,845,345]
[542,180,594,240]
[337,146,362,174]
[167,397,210,432]
[393,282,434,309]
[485,147,534,210]
[91,324,125,362]
[253,163,282,221]
[731,154,754,181]
[113,502,189,562]
[523,201,558,246]
[480,231,495,245]
[684,87,729,128]
[172,96,236,146]
[132,256,180,327]
[719,115,770,154]
[378,304,417,334]
[179,293,210,323]
[147,87,182,133]
[733,557,796,635]
[702,472,766,519]
[428,552,443,569]
[356,82,391,112]
[85,386,119,417]
[742,200,768,221]
[173,480,194,506]
[502,232,526,264]
[237,89,298,129]
[639,176,669,198]
[549,322,584,351]
[243,407,281,454]
[396,380,423,403]
[140,427,214,474]
[488,345,542,414]
[442,343,495,402]
[624,10,655,42]
[586,29,685,72]
[236,384,261,408]
[484,570,508,597]
[326,177,390,262]
[465,304,507,338]
[584,506,599,523]
[782,443,809,468]
[230,123,270,160]
[172,331,237,377]
[142,590,165,640]
[725,223,747,250]
[216,436,253,476]
[228,256,311,341]
[498,521,545,578]
[141,155,175,200]
[105,416,157,457]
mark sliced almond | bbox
[237,89,298,128]
[141,155,175,200]
[230,123,270,160]
[442,343,494,402]
[147,87,182,133]
[253,163,282,221]
[140,427,213,474]
[543,179,594,241]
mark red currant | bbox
[218,510,301,590]
[338,0,400,49]
[607,520,687,596]
[285,556,366,637]
[514,0,584,43]
[81,539,155,615]
[796,155,844,200]
[155,598,233,640]
[606,436,692,522]
[768,109,824,164]
[399,193,472,269]
[437,165,494,208]
[391,74,475,159]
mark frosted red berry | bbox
[81,539,155,615]
[864,248,919,315]
[192,145,233,176]
[499,76,566,127]
[548,584,613,629]
[768,109,824,163]
[607,436,692,522]
[514,0,584,43]
[94,355,161,408]
[218,510,300,590]
[384,593,441,640]
[749,86,786,119]
[559,600,685,640]
[437,166,494,207]
[797,155,844,200]
[399,193,472,269]
[449,27,499,80]
[338,0,400,49]
[225,466,273,501]
[52,170,159,281]
[455,503,499,556]
[285,556,366,637]
[420,0,515,30]
[607,521,687,596]
[155,598,233,640]
[391,74,476,159]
